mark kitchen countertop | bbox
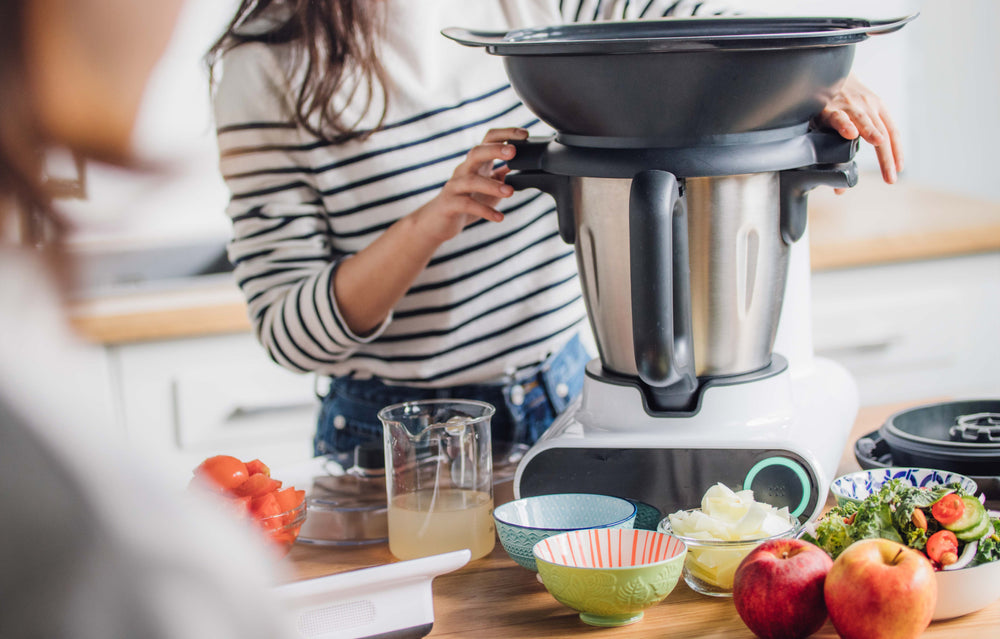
[282,401,1000,638]
[808,176,1000,271]
[69,177,1000,344]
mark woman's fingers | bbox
[818,76,903,186]
[456,195,505,223]
[482,127,529,145]
[448,171,513,200]
[819,108,860,141]
[880,106,904,174]
[462,142,515,172]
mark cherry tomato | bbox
[931,493,965,526]
[194,455,249,492]
[926,529,959,565]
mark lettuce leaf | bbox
[806,479,974,560]
[972,519,1000,567]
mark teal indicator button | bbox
[744,457,811,518]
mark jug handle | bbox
[504,170,576,245]
[629,170,697,402]
[779,162,858,244]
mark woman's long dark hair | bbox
[207,0,388,142]
[0,0,68,277]
[0,0,46,225]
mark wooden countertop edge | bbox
[70,300,251,344]
[810,225,1000,271]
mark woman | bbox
[0,1,294,636]
[208,0,902,457]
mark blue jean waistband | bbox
[334,334,586,400]
[316,334,590,452]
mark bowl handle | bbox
[862,14,920,37]
[441,27,509,48]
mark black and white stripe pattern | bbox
[560,0,733,20]
[213,1,729,387]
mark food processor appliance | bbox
[444,15,915,522]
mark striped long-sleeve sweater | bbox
[212,0,731,387]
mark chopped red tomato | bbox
[245,459,271,477]
[926,529,959,565]
[231,473,283,498]
[275,487,306,512]
[191,454,304,557]
[194,455,249,492]
[931,493,965,526]
[251,492,284,528]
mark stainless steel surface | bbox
[573,177,635,376]
[573,173,788,378]
[687,173,788,375]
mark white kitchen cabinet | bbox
[107,331,319,483]
[811,252,1000,407]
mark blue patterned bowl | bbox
[534,528,686,627]
[830,467,978,507]
[493,493,636,571]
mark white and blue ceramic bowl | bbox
[493,493,637,571]
[830,467,978,507]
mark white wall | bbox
[57,0,239,248]
[903,1,1000,201]
[752,0,1000,203]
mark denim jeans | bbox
[315,333,590,456]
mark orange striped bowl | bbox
[532,528,686,627]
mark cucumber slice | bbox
[955,514,991,542]
[944,496,989,541]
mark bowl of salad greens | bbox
[830,467,978,507]
[805,478,1000,620]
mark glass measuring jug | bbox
[378,399,496,560]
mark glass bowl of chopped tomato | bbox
[256,497,308,556]
[192,454,308,556]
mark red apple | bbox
[733,538,834,639]
[824,538,937,639]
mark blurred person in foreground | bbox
[0,0,295,637]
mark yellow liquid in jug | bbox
[388,489,495,560]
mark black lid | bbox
[443,15,916,56]
[354,441,385,471]
[877,399,1000,476]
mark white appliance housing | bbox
[514,232,858,522]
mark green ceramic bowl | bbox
[533,528,686,627]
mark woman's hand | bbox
[411,127,529,243]
[333,127,529,334]
[816,75,903,187]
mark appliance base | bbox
[513,357,857,522]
